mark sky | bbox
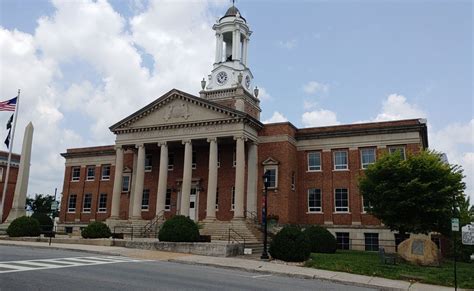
[0,0,472,203]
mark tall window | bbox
[336,232,350,250]
[82,193,92,213]
[68,194,77,212]
[333,151,348,170]
[86,166,95,181]
[215,188,219,210]
[360,148,376,169]
[101,165,111,180]
[364,233,379,251]
[308,188,322,212]
[362,196,372,213]
[192,151,197,169]
[231,187,235,210]
[168,153,174,170]
[122,174,131,192]
[71,167,80,182]
[334,188,349,212]
[165,188,171,211]
[308,152,321,171]
[0,167,4,182]
[217,150,221,168]
[388,146,406,160]
[291,171,296,190]
[263,167,277,188]
[145,154,152,171]
[232,147,236,167]
[142,189,150,210]
[98,193,107,212]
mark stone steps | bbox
[200,219,262,244]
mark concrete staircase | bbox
[199,219,263,244]
[107,219,152,238]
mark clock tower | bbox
[200,4,261,120]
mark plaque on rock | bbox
[411,240,425,255]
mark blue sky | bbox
[0,0,472,202]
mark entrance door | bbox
[189,187,197,221]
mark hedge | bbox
[7,216,41,237]
[269,226,311,262]
[81,221,112,239]
[303,226,337,253]
[158,215,200,242]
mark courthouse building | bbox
[59,5,428,250]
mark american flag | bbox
[0,97,17,112]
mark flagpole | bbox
[0,89,20,223]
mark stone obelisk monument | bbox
[6,122,34,222]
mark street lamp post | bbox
[261,171,270,260]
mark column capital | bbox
[135,143,145,149]
[182,139,192,145]
[114,145,123,151]
[233,135,248,142]
[157,141,167,147]
[206,137,217,143]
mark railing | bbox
[113,225,134,241]
[339,238,399,252]
[141,210,165,238]
[245,210,259,225]
[228,228,246,249]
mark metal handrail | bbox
[227,228,246,249]
[244,210,258,225]
[141,210,165,237]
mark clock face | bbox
[216,71,228,85]
[245,75,251,89]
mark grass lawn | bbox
[305,250,474,289]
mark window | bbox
[86,166,95,181]
[362,196,372,213]
[122,174,131,192]
[82,193,92,213]
[145,154,152,171]
[0,167,3,182]
[333,151,348,170]
[98,193,107,212]
[231,187,235,210]
[217,150,221,168]
[165,189,171,211]
[388,146,406,160]
[360,148,376,169]
[263,167,277,188]
[364,233,379,251]
[291,172,296,191]
[334,188,349,212]
[68,194,77,212]
[65,226,73,234]
[142,189,150,210]
[101,165,111,180]
[308,188,322,212]
[395,233,409,251]
[168,153,174,170]
[308,152,321,171]
[215,188,219,210]
[336,232,350,250]
[232,148,236,167]
[192,151,197,169]
[71,167,80,182]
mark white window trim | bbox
[307,188,322,213]
[67,195,77,213]
[362,196,372,213]
[86,166,95,181]
[360,148,376,170]
[145,154,152,172]
[0,167,4,182]
[263,165,278,189]
[122,173,131,192]
[141,190,150,211]
[388,146,406,160]
[334,188,350,213]
[307,152,322,172]
[98,193,107,213]
[165,189,171,211]
[71,167,81,182]
[101,165,111,181]
[333,150,349,171]
[168,153,174,171]
[82,194,92,213]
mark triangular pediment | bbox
[110,89,245,133]
[262,157,279,165]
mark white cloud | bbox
[263,112,288,124]
[303,100,318,110]
[256,87,272,101]
[303,81,329,95]
[301,109,340,127]
[374,93,426,121]
[278,39,297,49]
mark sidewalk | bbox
[0,239,464,291]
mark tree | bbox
[26,194,57,216]
[359,150,465,236]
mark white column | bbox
[110,146,124,219]
[233,136,246,218]
[235,29,241,61]
[242,37,248,66]
[246,141,257,215]
[232,30,237,60]
[215,33,223,63]
[131,144,145,219]
[155,142,168,216]
[205,138,218,220]
[180,140,192,216]
[128,151,137,218]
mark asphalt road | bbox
[0,245,376,291]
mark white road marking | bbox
[0,256,151,274]
[251,274,273,278]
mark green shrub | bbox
[81,221,111,239]
[303,226,337,253]
[31,212,53,233]
[269,226,311,262]
[158,215,199,242]
[7,216,41,237]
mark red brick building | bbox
[58,5,428,250]
[0,151,20,222]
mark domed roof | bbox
[220,5,246,23]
